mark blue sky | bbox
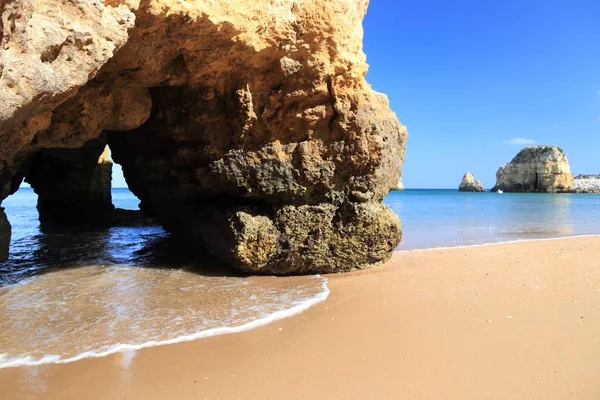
[363,0,600,188]
[113,162,126,188]
[108,1,599,189]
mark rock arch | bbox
[25,139,113,227]
[0,0,407,274]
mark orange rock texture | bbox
[0,0,407,273]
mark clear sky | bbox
[363,0,600,188]
[108,1,600,189]
[113,162,127,188]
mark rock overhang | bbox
[0,0,407,274]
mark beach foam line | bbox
[0,276,330,370]
[397,233,600,253]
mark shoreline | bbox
[0,277,330,370]
[397,232,600,252]
[2,235,600,399]
[3,233,598,370]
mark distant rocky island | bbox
[572,174,600,193]
[394,178,405,191]
[459,172,484,192]
[491,145,599,193]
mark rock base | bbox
[0,208,10,262]
[26,141,114,227]
[198,202,401,275]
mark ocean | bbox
[1,187,599,368]
[0,188,328,368]
[387,189,600,250]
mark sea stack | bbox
[492,146,573,193]
[0,0,407,274]
[395,178,405,191]
[458,172,485,192]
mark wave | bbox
[0,268,329,369]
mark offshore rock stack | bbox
[492,146,598,194]
[459,172,485,192]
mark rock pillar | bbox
[0,208,10,261]
[26,141,114,226]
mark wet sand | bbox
[2,236,600,400]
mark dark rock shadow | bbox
[0,223,243,288]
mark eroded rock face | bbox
[572,175,600,194]
[492,146,573,193]
[0,0,407,273]
[26,141,114,226]
[0,209,10,261]
[458,172,484,192]
[196,203,401,274]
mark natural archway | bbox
[0,0,407,274]
[25,138,113,227]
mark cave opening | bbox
[0,139,201,287]
[25,138,115,227]
[19,136,163,231]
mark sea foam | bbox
[0,267,329,369]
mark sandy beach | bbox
[2,236,600,400]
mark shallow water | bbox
[386,189,600,249]
[0,188,328,368]
[0,266,327,368]
[2,187,600,368]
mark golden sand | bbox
[2,236,600,400]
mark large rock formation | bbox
[492,146,573,193]
[0,0,407,274]
[572,175,600,194]
[458,172,484,192]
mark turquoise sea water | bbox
[0,188,329,368]
[4,188,600,270]
[0,188,168,285]
[2,187,600,368]
[4,188,600,265]
[386,189,600,250]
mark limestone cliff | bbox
[394,178,404,191]
[492,146,573,193]
[458,172,484,192]
[0,0,407,274]
[572,175,600,194]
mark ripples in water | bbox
[386,189,600,249]
[0,189,329,368]
[0,266,328,368]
